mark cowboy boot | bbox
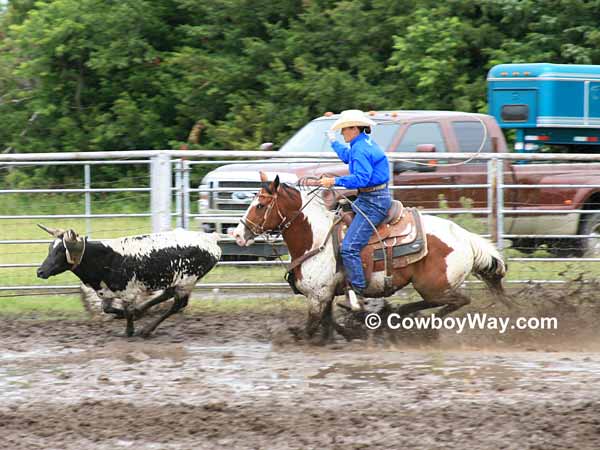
[347,287,366,312]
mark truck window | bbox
[501,104,529,122]
[374,123,402,151]
[279,119,400,153]
[279,119,333,153]
[396,122,446,152]
[452,121,492,152]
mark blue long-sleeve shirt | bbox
[332,132,390,189]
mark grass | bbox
[0,293,308,318]
[187,295,306,314]
[0,295,86,317]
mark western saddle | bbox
[336,200,428,283]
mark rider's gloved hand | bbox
[327,130,336,143]
[319,177,336,188]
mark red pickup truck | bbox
[198,110,600,257]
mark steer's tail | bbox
[467,232,512,307]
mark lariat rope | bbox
[354,115,489,167]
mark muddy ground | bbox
[2,291,600,450]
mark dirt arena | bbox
[2,290,600,450]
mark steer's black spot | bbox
[70,237,220,295]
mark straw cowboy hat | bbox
[330,109,376,131]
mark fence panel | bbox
[2,150,600,298]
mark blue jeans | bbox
[341,188,392,291]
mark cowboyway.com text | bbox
[364,312,558,334]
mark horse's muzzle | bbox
[230,224,254,247]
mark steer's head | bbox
[36,224,86,279]
[232,172,301,247]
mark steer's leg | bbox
[132,288,175,319]
[101,298,126,319]
[122,301,135,337]
[138,292,189,338]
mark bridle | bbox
[241,184,319,238]
[241,182,341,292]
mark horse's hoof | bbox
[307,336,328,346]
[336,303,352,312]
[287,326,304,338]
[335,299,353,311]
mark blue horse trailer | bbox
[488,63,600,152]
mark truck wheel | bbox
[578,213,600,257]
[547,239,576,258]
[220,254,259,262]
[509,238,537,254]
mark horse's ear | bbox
[259,171,268,183]
[273,175,280,192]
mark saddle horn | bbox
[37,223,65,238]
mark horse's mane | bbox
[261,180,298,196]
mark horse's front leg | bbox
[305,295,335,345]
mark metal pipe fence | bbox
[3,150,600,296]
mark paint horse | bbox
[233,173,508,343]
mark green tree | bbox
[4,0,600,160]
[1,0,180,153]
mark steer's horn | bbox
[37,223,65,238]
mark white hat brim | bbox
[330,117,376,131]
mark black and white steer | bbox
[37,225,221,337]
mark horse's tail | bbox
[467,232,510,304]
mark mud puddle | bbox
[3,337,600,407]
[2,313,600,449]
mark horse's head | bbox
[232,172,302,247]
